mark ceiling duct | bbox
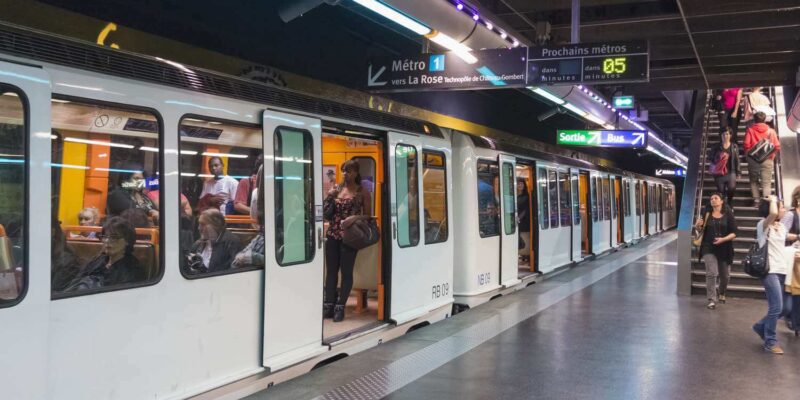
[278,0,342,23]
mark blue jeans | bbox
[754,273,790,348]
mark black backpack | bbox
[744,228,770,278]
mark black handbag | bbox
[747,136,776,164]
[341,217,380,250]
[743,229,770,278]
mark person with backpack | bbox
[752,196,793,354]
[743,87,773,124]
[694,193,738,309]
[743,112,780,206]
[709,127,741,206]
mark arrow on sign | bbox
[632,132,645,146]
[367,65,387,87]
[588,131,601,144]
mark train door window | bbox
[477,160,500,237]
[571,173,580,226]
[610,179,616,220]
[274,127,315,265]
[590,177,598,222]
[352,156,376,215]
[635,182,641,216]
[602,177,611,220]
[0,88,26,305]
[558,172,571,227]
[396,145,420,246]
[501,162,516,235]
[547,169,559,228]
[50,99,161,297]
[179,117,264,276]
[537,167,549,230]
[596,177,604,221]
[423,151,447,244]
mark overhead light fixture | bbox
[563,102,588,117]
[512,40,520,47]
[528,87,565,105]
[426,31,477,64]
[64,137,134,149]
[140,146,159,152]
[585,113,607,126]
[500,32,507,39]
[202,151,248,159]
[486,22,493,30]
[472,14,479,21]
[352,0,432,35]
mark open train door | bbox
[0,61,51,398]
[498,154,520,287]
[262,109,327,371]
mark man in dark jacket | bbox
[187,209,243,273]
[743,112,781,204]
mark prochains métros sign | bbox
[557,129,647,149]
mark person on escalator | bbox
[708,127,740,207]
[718,88,742,142]
[743,112,780,205]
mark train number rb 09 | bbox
[477,272,491,286]
[432,283,450,299]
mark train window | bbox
[558,171,571,227]
[571,173,580,226]
[50,100,161,297]
[548,169,559,228]
[603,179,609,220]
[477,160,500,237]
[596,177,604,221]
[0,88,27,306]
[537,167,548,230]
[423,151,448,244]
[610,179,616,220]
[590,177,598,222]
[501,162,516,235]
[179,116,264,276]
[396,145,420,246]
[274,127,315,265]
[352,156,377,215]
[635,182,641,216]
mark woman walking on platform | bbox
[695,193,738,309]
[752,196,793,354]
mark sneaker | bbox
[764,345,784,355]
[707,300,716,309]
[752,324,765,342]
[719,295,726,304]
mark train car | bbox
[0,24,675,399]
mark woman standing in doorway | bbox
[694,193,737,309]
[517,179,531,264]
[324,160,372,322]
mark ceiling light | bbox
[585,113,607,126]
[456,3,463,10]
[202,151,248,159]
[529,87,565,105]
[352,0,432,35]
[426,31,477,64]
[140,146,159,152]
[500,32,507,39]
[486,22,493,30]
[512,40,520,47]
[64,137,134,149]
[563,102,588,117]
[472,14,479,21]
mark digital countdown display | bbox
[527,41,649,86]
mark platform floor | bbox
[246,232,800,400]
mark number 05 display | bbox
[603,57,627,74]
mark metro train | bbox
[0,25,675,399]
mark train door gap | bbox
[320,131,387,343]
[615,177,623,245]
[579,171,591,256]
[515,163,534,278]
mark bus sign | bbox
[557,129,647,149]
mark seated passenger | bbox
[233,154,263,215]
[65,216,145,291]
[70,206,99,239]
[107,164,159,223]
[51,216,81,293]
[233,166,265,268]
[197,156,239,216]
[186,209,243,273]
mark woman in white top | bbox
[752,196,793,354]
[743,87,772,123]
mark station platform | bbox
[240,232,798,400]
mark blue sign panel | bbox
[557,129,647,149]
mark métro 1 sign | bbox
[557,129,647,149]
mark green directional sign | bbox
[557,129,647,149]
[612,95,635,109]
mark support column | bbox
[677,90,709,296]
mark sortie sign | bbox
[557,129,647,149]
[365,41,648,91]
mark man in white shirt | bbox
[199,156,238,216]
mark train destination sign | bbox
[557,129,647,149]
[365,41,648,91]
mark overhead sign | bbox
[365,48,527,91]
[656,168,685,177]
[557,129,647,149]
[365,41,648,91]
[626,109,649,122]
[613,95,635,109]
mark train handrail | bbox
[768,86,784,200]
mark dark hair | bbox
[200,209,226,232]
[719,127,731,135]
[517,179,528,194]
[117,162,145,186]
[758,199,771,218]
[253,153,264,174]
[120,208,151,229]
[103,216,137,255]
[254,165,264,225]
[791,186,800,209]
[207,156,224,169]
[342,159,362,187]
[754,112,767,123]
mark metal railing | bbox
[768,86,784,200]
[693,92,715,219]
